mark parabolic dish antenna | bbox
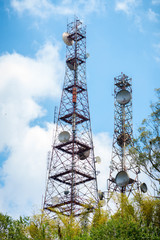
[64,188,69,195]
[58,131,70,143]
[115,171,129,187]
[140,183,147,193]
[85,53,90,59]
[98,190,104,200]
[117,133,131,147]
[78,150,90,160]
[116,90,131,105]
[62,32,74,46]
[66,58,77,70]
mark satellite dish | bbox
[58,131,70,143]
[99,199,106,207]
[95,156,101,164]
[98,190,104,200]
[140,183,147,193]
[85,53,90,59]
[52,196,59,205]
[66,58,77,70]
[62,32,74,46]
[117,133,131,147]
[78,150,90,160]
[64,188,69,195]
[116,90,131,105]
[115,171,129,187]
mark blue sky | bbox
[0,0,160,218]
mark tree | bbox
[26,210,58,240]
[0,195,160,240]
[132,88,160,186]
[0,213,29,240]
[133,193,160,227]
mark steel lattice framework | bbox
[43,18,98,217]
[107,73,140,197]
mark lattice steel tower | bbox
[43,17,98,217]
[107,73,146,199]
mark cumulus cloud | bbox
[11,0,106,18]
[147,8,159,22]
[115,0,145,32]
[115,0,140,15]
[0,124,54,218]
[0,42,64,217]
[0,42,63,151]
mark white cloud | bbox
[0,42,64,217]
[0,124,54,218]
[115,0,140,15]
[115,0,145,32]
[11,0,106,18]
[134,14,143,32]
[147,8,159,22]
[0,42,63,152]
[152,0,160,4]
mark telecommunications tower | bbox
[107,73,147,200]
[43,17,98,217]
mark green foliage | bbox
[112,193,135,219]
[91,203,108,228]
[90,194,160,240]
[0,195,160,239]
[90,216,160,240]
[0,213,29,240]
[131,88,160,185]
[133,193,160,227]
[26,210,58,239]
[56,214,81,240]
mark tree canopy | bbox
[131,88,160,187]
[0,194,160,239]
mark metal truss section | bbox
[43,17,98,217]
[107,73,140,198]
